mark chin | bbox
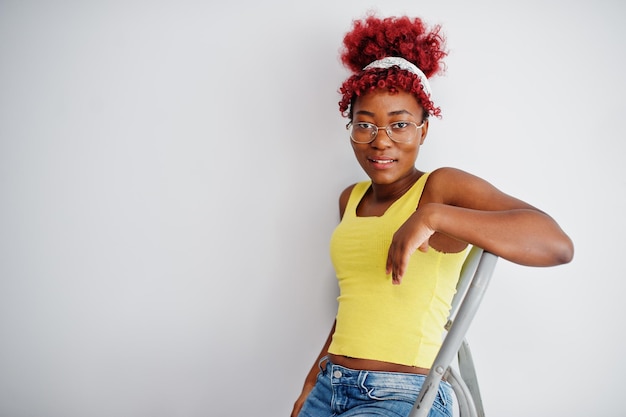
[366,173,398,185]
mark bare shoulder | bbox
[423,167,482,202]
[426,167,488,194]
[339,183,358,219]
[425,167,537,211]
[426,167,471,185]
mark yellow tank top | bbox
[327,173,468,368]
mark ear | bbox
[419,119,429,145]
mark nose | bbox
[370,127,393,147]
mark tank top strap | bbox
[343,181,372,217]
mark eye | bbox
[354,122,375,129]
[390,121,411,130]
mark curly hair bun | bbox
[340,15,447,79]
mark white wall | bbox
[1,1,624,416]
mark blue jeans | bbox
[298,358,453,417]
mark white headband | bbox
[363,57,432,98]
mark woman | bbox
[292,15,573,417]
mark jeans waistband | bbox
[320,357,439,391]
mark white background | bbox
[1,1,624,416]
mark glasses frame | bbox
[346,120,425,144]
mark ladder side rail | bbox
[409,251,497,417]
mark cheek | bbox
[401,147,421,166]
[403,143,420,157]
[351,144,366,160]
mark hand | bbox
[386,207,436,285]
[290,383,315,417]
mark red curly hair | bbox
[338,15,447,119]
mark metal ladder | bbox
[410,246,498,417]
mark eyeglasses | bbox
[346,121,425,144]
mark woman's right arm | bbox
[290,320,336,417]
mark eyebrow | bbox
[354,109,414,117]
[389,110,414,117]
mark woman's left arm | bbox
[386,168,574,283]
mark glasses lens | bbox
[349,121,421,143]
[388,122,418,143]
[349,123,376,143]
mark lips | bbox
[368,155,397,163]
[367,156,398,169]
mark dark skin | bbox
[291,88,574,417]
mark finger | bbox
[392,264,404,285]
[386,248,394,275]
[388,249,404,284]
[392,251,412,285]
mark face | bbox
[350,89,428,186]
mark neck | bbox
[370,169,423,203]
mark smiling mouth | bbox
[369,158,397,164]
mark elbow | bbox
[550,235,575,266]
[522,233,574,267]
